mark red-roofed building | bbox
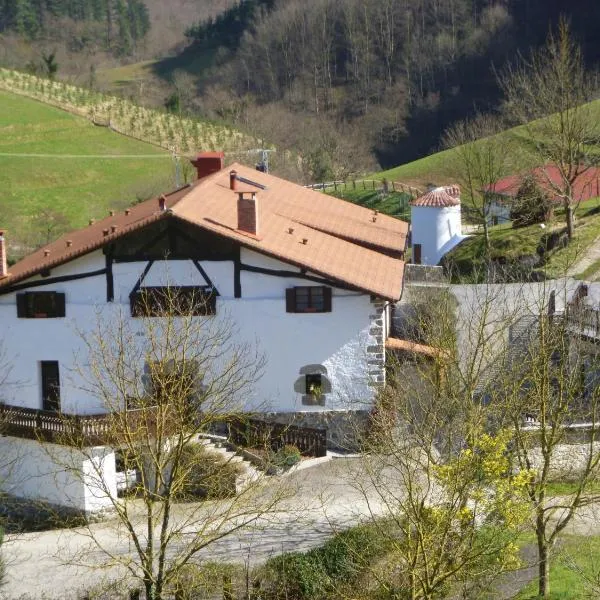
[0,154,408,513]
[485,165,600,225]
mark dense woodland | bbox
[1,0,600,177]
[0,0,150,56]
[179,0,600,176]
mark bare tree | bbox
[489,286,600,598]
[348,286,530,599]
[498,18,600,240]
[443,113,514,252]
[350,278,600,598]
[50,288,292,599]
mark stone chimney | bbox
[0,230,7,278]
[237,193,259,236]
[190,151,225,180]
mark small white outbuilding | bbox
[409,185,467,265]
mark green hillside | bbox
[0,89,174,259]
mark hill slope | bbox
[0,89,174,259]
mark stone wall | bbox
[527,440,600,481]
[368,297,386,386]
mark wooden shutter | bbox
[16,293,27,317]
[322,287,332,312]
[54,293,66,317]
[413,244,422,265]
[285,288,296,313]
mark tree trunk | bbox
[566,203,575,239]
[537,533,550,597]
[482,218,490,253]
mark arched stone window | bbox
[294,364,331,406]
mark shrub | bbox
[175,444,242,500]
[273,445,301,469]
[260,524,388,599]
[510,175,553,227]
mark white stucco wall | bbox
[489,200,512,225]
[411,205,464,265]
[0,437,116,513]
[0,247,382,416]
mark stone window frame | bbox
[294,364,331,406]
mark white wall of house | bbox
[488,200,512,225]
[0,246,383,416]
[411,205,465,265]
[0,437,116,513]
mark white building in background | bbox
[0,153,408,513]
[409,185,467,266]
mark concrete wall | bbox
[411,205,463,265]
[0,436,116,513]
[0,247,384,415]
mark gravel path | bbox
[0,458,398,599]
[567,234,600,278]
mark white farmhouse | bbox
[409,185,467,266]
[0,153,408,513]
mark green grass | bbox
[443,198,600,281]
[545,480,600,496]
[97,59,159,90]
[0,89,175,257]
[327,188,412,220]
[373,97,600,191]
[516,535,600,599]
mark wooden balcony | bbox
[565,304,600,339]
[0,404,162,447]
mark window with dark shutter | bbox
[130,286,217,317]
[16,292,66,318]
[285,286,332,313]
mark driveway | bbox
[0,457,400,599]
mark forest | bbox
[179,0,600,175]
[0,0,150,56]
[2,0,600,176]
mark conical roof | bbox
[411,186,460,207]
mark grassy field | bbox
[517,535,600,599]
[444,198,600,281]
[327,188,412,221]
[0,89,176,258]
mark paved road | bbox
[0,458,398,599]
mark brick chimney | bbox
[0,230,7,278]
[190,151,225,180]
[237,193,259,236]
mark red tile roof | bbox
[486,165,600,203]
[1,163,408,300]
[411,186,461,208]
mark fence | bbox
[306,179,422,199]
[0,404,162,446]
[228,418,327,457]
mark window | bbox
[286,286,332,313]
[294,365,331,406]
[130,286,216,317]
[17,292,65,318]
[41,361,60,412]
[305,373,322,395]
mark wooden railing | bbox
[0,404,161,446]
[228,418,327,458]
[566,305,600,338]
